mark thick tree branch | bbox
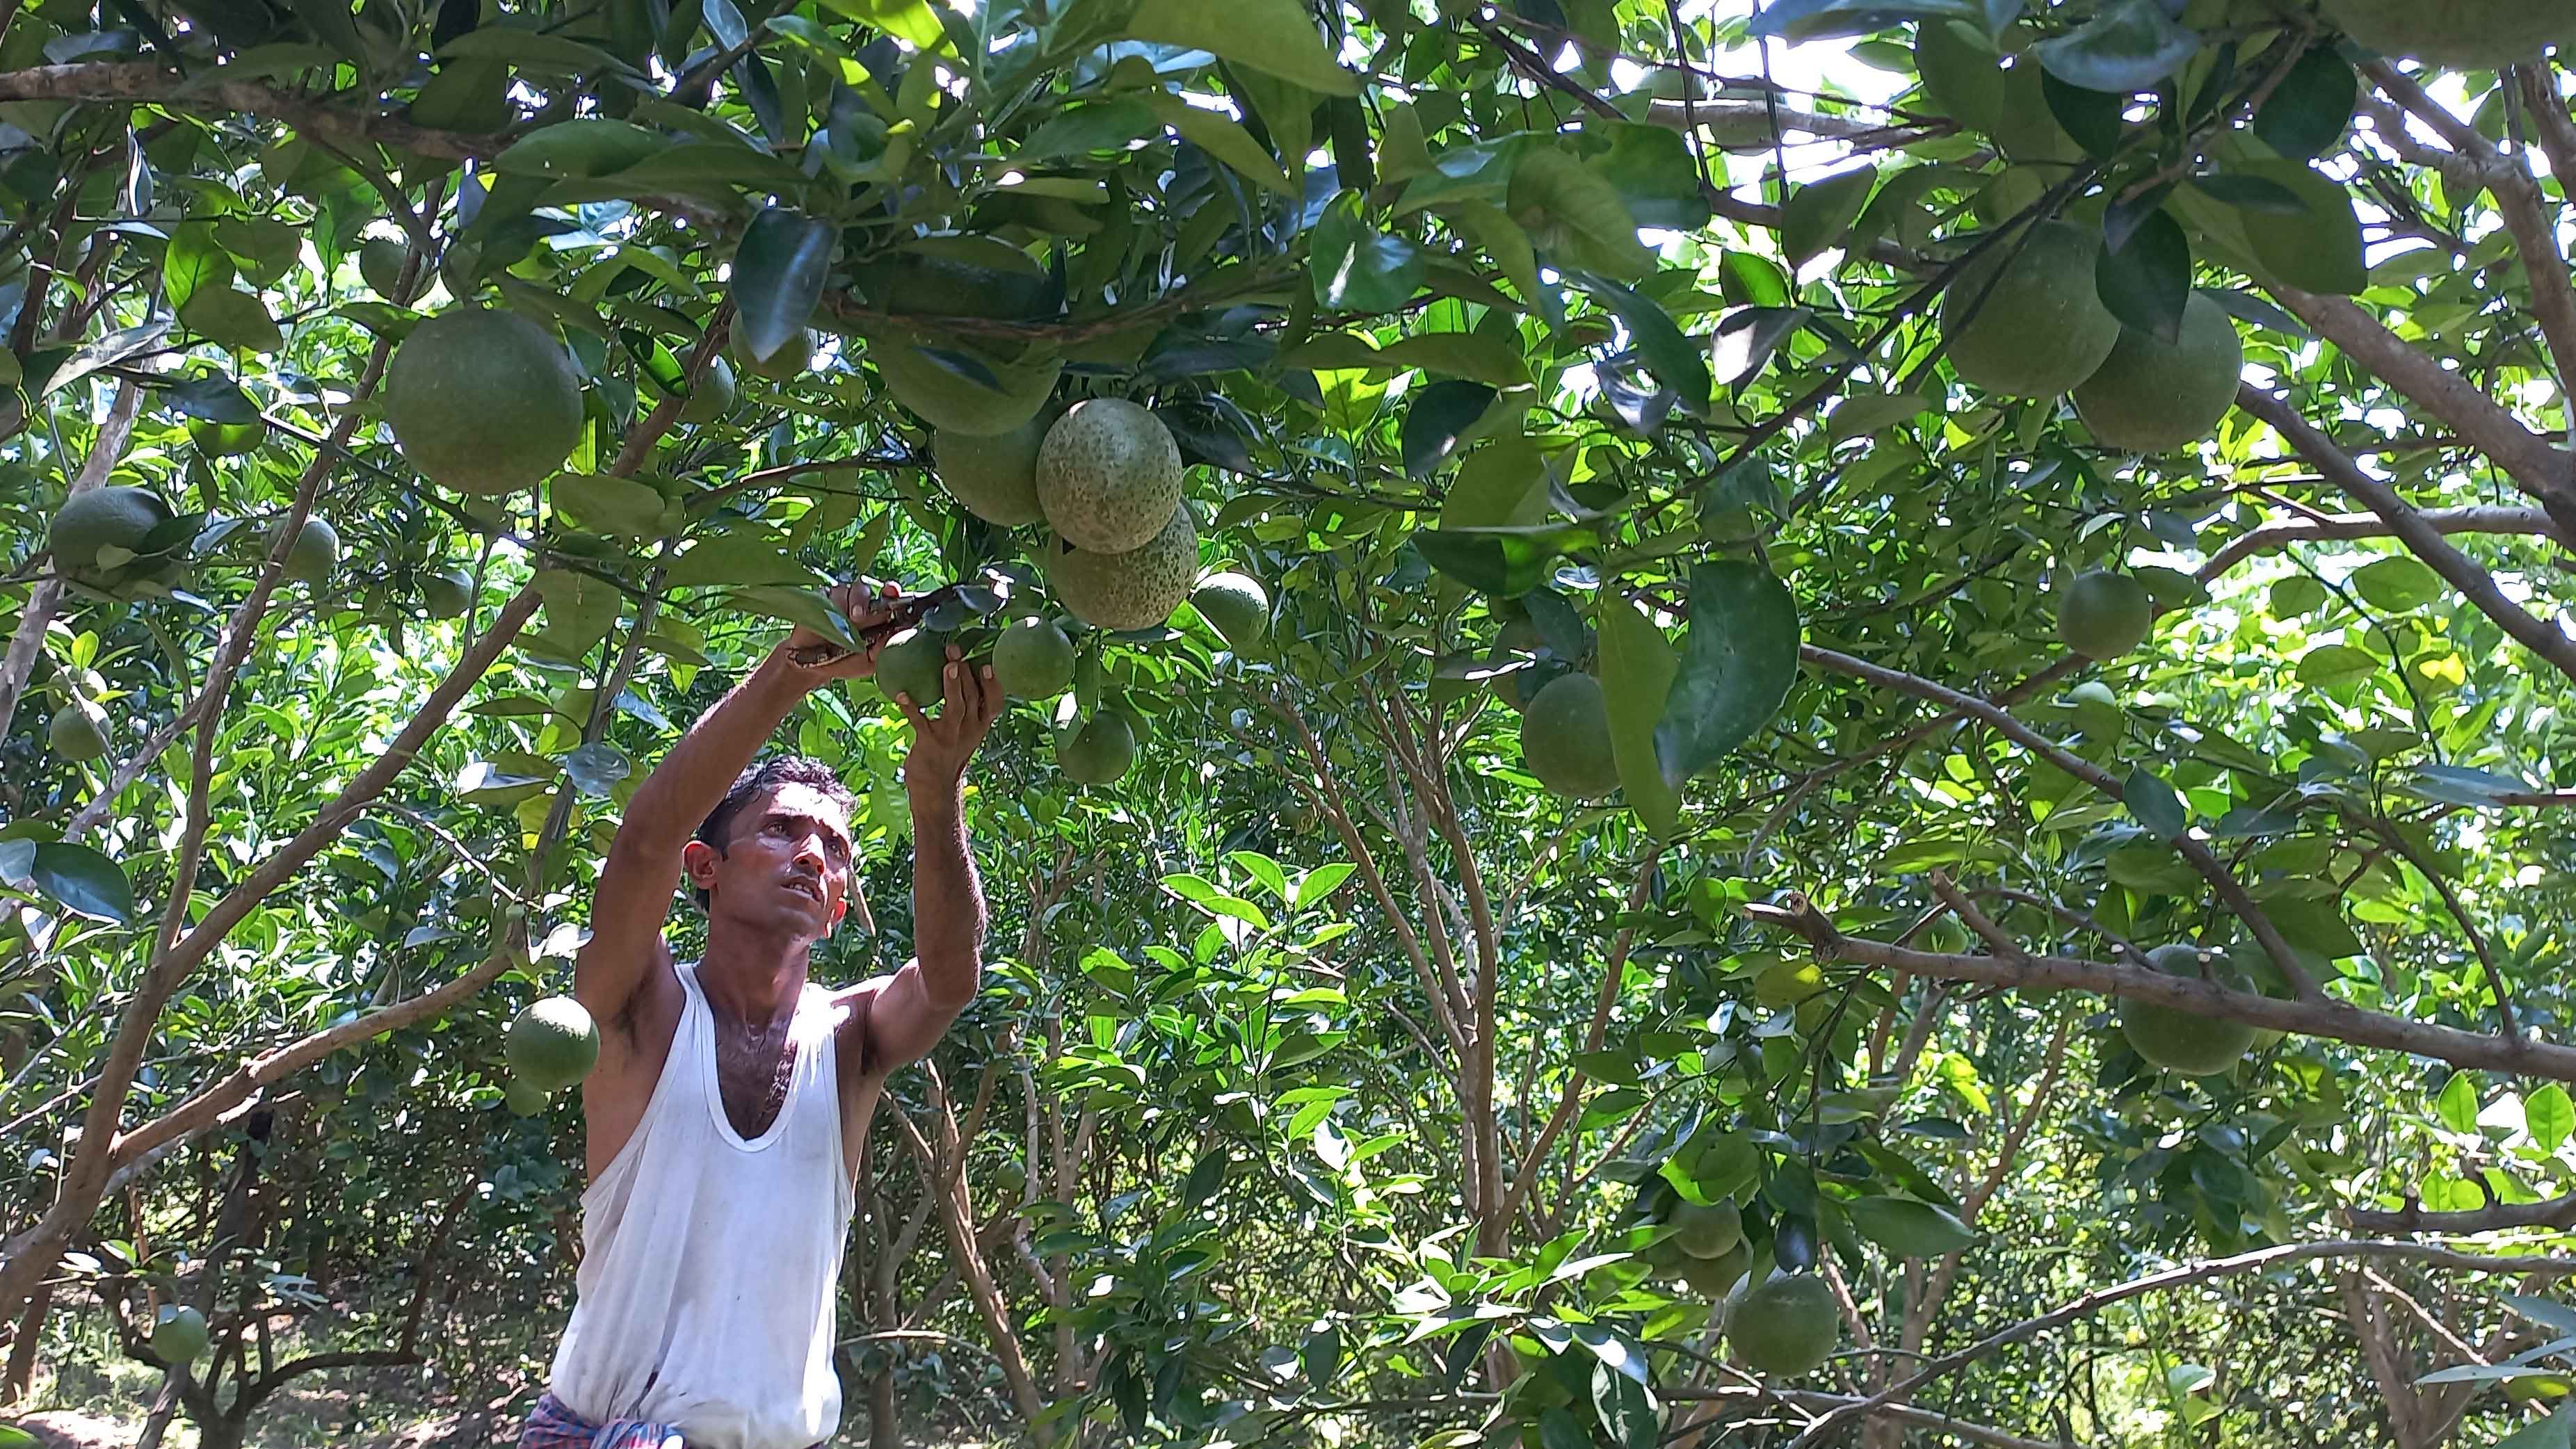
[1801,645,2317,1000]
[2196,505,2568,579]
[1745,894,2576,1080]
[2235,385,2576,683]
[2346,1190,2576,1235]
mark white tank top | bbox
[548,962,854,1449]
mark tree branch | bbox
[2196,505,2568,580]
[2346,1190,2576,1235]
[2235,385,2576,683]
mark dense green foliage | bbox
[7,0,2576,1446]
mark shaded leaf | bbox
[1782,165,1877,268]
[2254,47,2357,161]
[2123,766,2187,842]
[732,207,832,364]
[1311,194,1424,312]
[1125,0,1358,95]
[2095,207,2189,345]
[2034,0,2198,92]
[29,842,135,924]
[1598,593,1682,836]
[1654,560,1800,787]
[1403,380,1499,478]
[1846,1195,1977,1256]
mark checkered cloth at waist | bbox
[516,1390,685,1449]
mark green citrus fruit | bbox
[49,485,170,576]
[2073,293,2244,453]
[384,308,587,496]
[1942,220,2120,398]
[49,702,106,760]
[360,236,412,299]
[933,414,1050,527]
[1056,711,1137,786]
[992,617,1075,699]
[188,418,263,457]
[874,338,1062,437]
[650,354,736,424]
[1728,1272,1842,1377]
[279,516,339,584]
[735,327,815,382]
[1035,398,1186,554]
[506,995,600,1092]
[1670,1198,1744,1260]
[1680,1242,1750,1298]
[151,1304,209,1364]
[1190,572,1270,653]
[2120,943,2258,1075]
[504,1078,551,1117]
[419,569,472,618]
[2057,569,2153,660]
[872,627,951,711]
[2319,0,2574,65]
[1045,507,1200,632]
[1520,673,1621,800]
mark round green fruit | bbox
[2121,943,2257,1075]
[934,414,1050,527]
[992,617,1076,699]
[1036,398,1186,554]
[1680,1242,1750,1298]
[1728,1272,1842,1377]
[1520,673,1621,800]
[2072,293,2244,453]
[504,1078,551,1117]
[279,515,339,584]
[652,355,736,425]
[384,309,586,496]
[188,418,263,457]
[419,569,472,619]
[1045,507,1200,632]
[49,703,106,760]
[49,485,170,577]
[2057,569,2153,661]
[360,236,412,299]
[872,628,951,711]
[874,338,1062,437]
[735,327,815,382]
[151,1304,209,1364]
[1669,1198,1744,1260]
[1942,220,2120,398]
[1190,572,1270,653]
[506,996,600,1092]
[2319,0,2574,66]
[1056,711,1137,786]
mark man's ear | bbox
[682,839,721,893]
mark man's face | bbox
[684,782,856,940]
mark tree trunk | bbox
[131,1375,179,1449]
[1,1281,48,1402]
[868,1362,899,1449]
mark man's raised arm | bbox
[576,584,894,1031]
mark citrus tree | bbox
[10,0,2576,1444]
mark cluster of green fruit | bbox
[501,994,600,1117]
[1637,1195,1844,1377]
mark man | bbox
[520,581,1000,1449]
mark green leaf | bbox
[552,473,673,540]
[163,222,235,312]
[1846,1195,1977,1256]
[1296,861,1355,911]
[1444,200,1541,305]
[437,26,645,78]
[1310,194,1424,313]
[1599,594,1682,837]
[2529,1085,2573,1151]
[1413,524,1595,597]
[161,372,256,425]
[725,585,860,649]
[563,740,632,798]
[2095,208,2189,345]
[2032,0,2199,92]
[2242,160,2366,296]
[2488,1400,2576,1448]
[2265,895,2364,959]
[1711,305,1809,386]
[1401,380,1501,478]
[1573,273,1711,412]
[2267,575,2328,618]
[2294,643,2378,688]
[1145,92,1295,196]
[1585,122,1712,231]
[1537,1407,1591,1449]
[811,0,946,47]
[2254,47,2357,162]
[1018,97,1159,159]
[1591,1360,1657,1449]
[30,842,136,923]
[1782,165,1878,268]
[177,286,283,353]
[2350,556,2446,612]
[1124,0,1359,95]
[2436,1071,2481,1135]
[494,119,670,179]
[1748,0,1983,42]
[2401,764,2545,809]
[732,207,833,364]
[2123,766,2187,842]
[1654,560,1800,787]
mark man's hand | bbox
[895,644,1001,788]
[780,578,907,683]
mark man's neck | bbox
[698,925,814,1026]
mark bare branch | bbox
[2196,505,2568,581]
[2346,1190,2576,1235]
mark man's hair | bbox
[689,756,858,910]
